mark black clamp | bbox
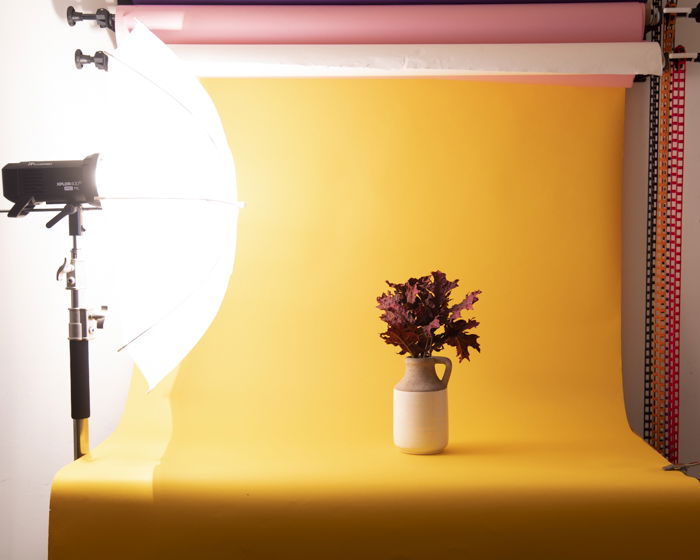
[67,6,115,32]
[693,4,700,21]
[74,49,109,72]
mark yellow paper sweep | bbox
[50,79,700,559]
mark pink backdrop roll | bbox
[115,3,645,45]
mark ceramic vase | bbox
[393,356,452,454]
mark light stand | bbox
[52,204,106,459]
[2,155,107,461]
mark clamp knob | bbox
[75,49,109,72]
[67,7,115,31]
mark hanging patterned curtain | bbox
[644,0,687,465]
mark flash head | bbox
[2,154,101,218]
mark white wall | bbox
[1,2,699,559]
[622,17,700,472]
[0,2,131,559]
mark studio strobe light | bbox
[2,154,100,218]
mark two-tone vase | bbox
[393,356,452,454]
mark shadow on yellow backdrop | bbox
[49,79,700,559]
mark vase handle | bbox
[432,356,452,388]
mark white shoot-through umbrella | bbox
[91,22,240,391]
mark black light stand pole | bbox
[69,207,89,459]
[55,205,106,460]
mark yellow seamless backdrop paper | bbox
[50,79,700,559]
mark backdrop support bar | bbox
[668,52,700,61]
[663,4,700,21]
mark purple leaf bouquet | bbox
[377,271,481,362]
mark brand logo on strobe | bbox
[58,180,82,192]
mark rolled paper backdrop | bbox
[164,42,662,86]
[122,0,645,4]
[115,3,645,45]
[50,42,700,560]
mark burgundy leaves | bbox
[377,271,481,362]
